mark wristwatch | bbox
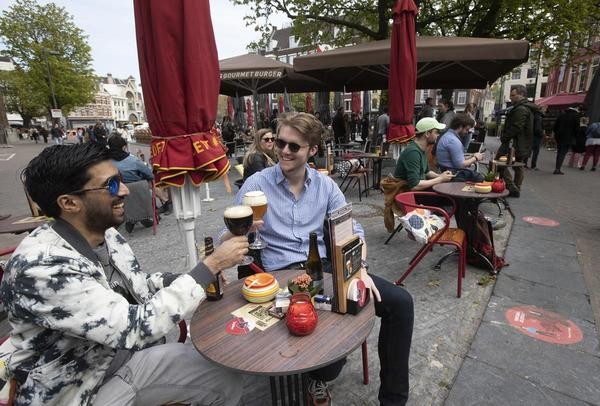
[360,259,369,270]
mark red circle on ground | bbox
[522,216,560,227]
[505,305,583,345]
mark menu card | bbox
[326,204,367,314]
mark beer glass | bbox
[242,191,268,249]
[223,205,254,265]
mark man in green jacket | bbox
[499,85,539,197]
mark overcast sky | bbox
[24,0,289,80]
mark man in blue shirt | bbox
[436,113,485,182]
[222,113,414,406]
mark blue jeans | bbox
[310,271,414,406]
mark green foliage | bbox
[0,0,96,115]
[232,0,600,65]
[0,68,46,125]
[484,171,498,182]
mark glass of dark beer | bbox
[242,190,268,249]
[224,205,254,265]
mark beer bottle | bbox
[204,237,223,301]
[306,232,324,294]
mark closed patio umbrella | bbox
[387,0,417,144]
[246,97,254,127]
[134,0,228,266]
[278,95,285,115]
[305,92,314,113]
[351,92,361,114]
[227,96,234,120]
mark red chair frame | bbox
[394,191,467,298]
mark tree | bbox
[0,69,47,128]
[0,0,96,119]
[232,0,600,65]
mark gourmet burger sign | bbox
[220,70,284,80]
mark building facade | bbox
[67,73,145,129]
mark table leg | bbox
[269,374,305,406]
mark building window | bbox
[578,64,588,92]
[526,84,535,98]
[527,68,537,78]
[569,66,578,92]
[542,66,549,77]
[420,89,429,103]
[511,69,521,80]
[457,91,467,105]
[592,58,599,77]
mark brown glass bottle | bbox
[305,232,324,294]
[204,237,223,301]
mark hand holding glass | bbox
[242,191,268,249]
[223,205,254,265]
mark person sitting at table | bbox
[242,128,278,183]
[1,143,248,405]
[435,113,485,183]
[221,113,414,406]
[393,117,454,190]
[108,136,172,233]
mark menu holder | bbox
[325,203,370,314]
[332,235,369,314]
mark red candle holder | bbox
[286,292,318,336]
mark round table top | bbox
[433,182,510,199]
[190,269,375,376]
[0,214,49,235]
[354,153,395,160]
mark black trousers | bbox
[555,144,570,171]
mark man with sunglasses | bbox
[222,113,414,406]
[0,144,248,405]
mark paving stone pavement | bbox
[122,145,512,405]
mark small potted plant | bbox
[287,274,321,297]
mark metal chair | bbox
[337,159,369,201]
[394,191,467,298]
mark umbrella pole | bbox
[170,176,202,269]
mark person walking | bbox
[50,123,64,145]
[418,97,435,120]
[498,85,538,197]
[527,104,545,170]
[552,107,580,174]
[436,99,456,129]
[331,106,346,145]
[581,120,600,171]
[375,106,390,146]
[569,116,588,168]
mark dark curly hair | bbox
[22,143,110,218]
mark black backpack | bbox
[465,211,507,274]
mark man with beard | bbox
[0,143,248,405]
[394,117,454,190]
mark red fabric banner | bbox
[133,0,229,187]
[387,0,418,144]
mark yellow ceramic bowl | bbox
[474,184,492,193]
[242,280,280,303]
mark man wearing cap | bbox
[394,117,454,190]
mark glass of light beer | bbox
[223,205,254,265]
[242,190,268,249]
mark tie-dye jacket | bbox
[0,221,205,405]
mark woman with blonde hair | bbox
[242,128,278,182]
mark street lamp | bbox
[43,48,60,111]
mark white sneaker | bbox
[306,378,332,406]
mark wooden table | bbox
[433,182,509,273]
[0,214,49,235]
[190,269,375,404]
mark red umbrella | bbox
[305,92,313,113]
[278,95,285,114]
[246,98,254,127]
[134,0,229,188]
[227,96,234,120]
[134,0,229,266]
[387,0,417,144]
[351,92,361,114]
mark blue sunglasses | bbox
[69,174,123,197]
